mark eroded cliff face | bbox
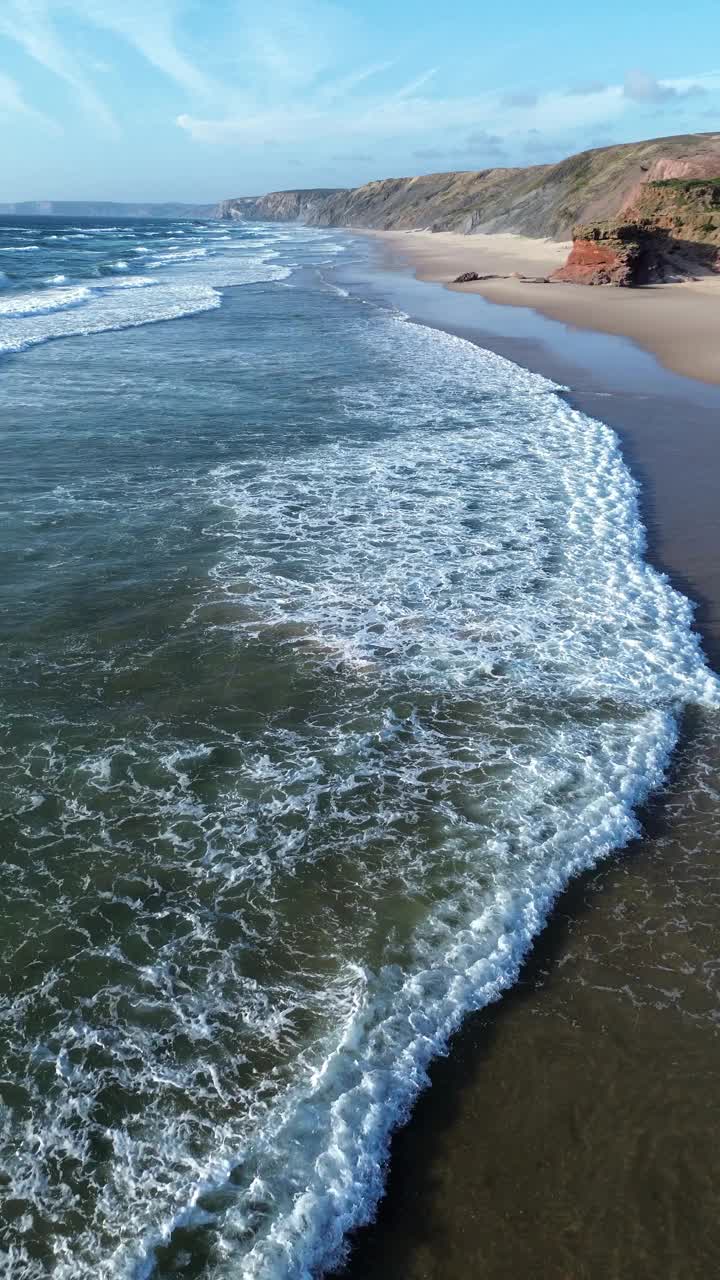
[552,179,720,286]
[303,167,554,234]
[627,178,720,249]
[301,134,720,239]
[550,223,668,286]
[216,190,346,222]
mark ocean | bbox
[0,215,717,1280]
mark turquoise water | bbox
[0,217,717,1279]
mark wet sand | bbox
[330,242,720,1279]
[366,229,720,386]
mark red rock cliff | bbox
[550,222,666,286]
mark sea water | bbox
[0,216,717,1279]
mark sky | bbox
[0,0,719,203]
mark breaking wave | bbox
[0,230,291,357]
[0,222,717,1280]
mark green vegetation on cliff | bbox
[631,177,720,245]
[219,132,720,243]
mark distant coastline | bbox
[0,200,217,218]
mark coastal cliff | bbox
[629,177,720,250]
[218,134,720,240]
[216,189,345,223]
[217,133,720,286]
[550,222,669,286]
[553,180,720,285]
[307,136,720,238]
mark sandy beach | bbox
[365,229,720,386]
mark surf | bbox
[0,220,716,1280]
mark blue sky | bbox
[0,0,718,202]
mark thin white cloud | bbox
[394,68,438,100]
[0,0,119,134]
[0,0,221,137]
[318,61,395,104]
[177,64,720,154]
[237,0,357,94]
[79,0,218,100]
[178,86,616,148]
[0,67,60,132]
[3,0,719,169]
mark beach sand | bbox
[331,237,720,1280]
[366,229,720,386]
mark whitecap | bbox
[148,247,209,264]
[0,281,220,354]
[4,231,716,1280]
[0,285,91,318]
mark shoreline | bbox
[360,228,720,386]
[331,233,720,1279]
[335,233,720,657]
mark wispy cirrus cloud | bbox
[318,61,396,105]
[178,60,720,157]
[0,0,222,136]
[2,0,719,170]
[81,0,219,101]
[0,67,60,132]
[0,0,119,134]
[235,0,359,95]
[393,68,438,100]
[178,84,617,148]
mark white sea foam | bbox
[0,281,220,354]
[0,236,287,355]
[92,275,159,289]
[136,323,715,1279]
[0,285,92,317]
[185,324,718,1278]
[2,229,716,1280]
[0,244,39,251]
[148,247,209,264]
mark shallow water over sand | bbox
[334,245,720,1280]
[1,222,718,1279]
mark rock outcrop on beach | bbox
[549,222,666,286]
[552,178,720,285]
